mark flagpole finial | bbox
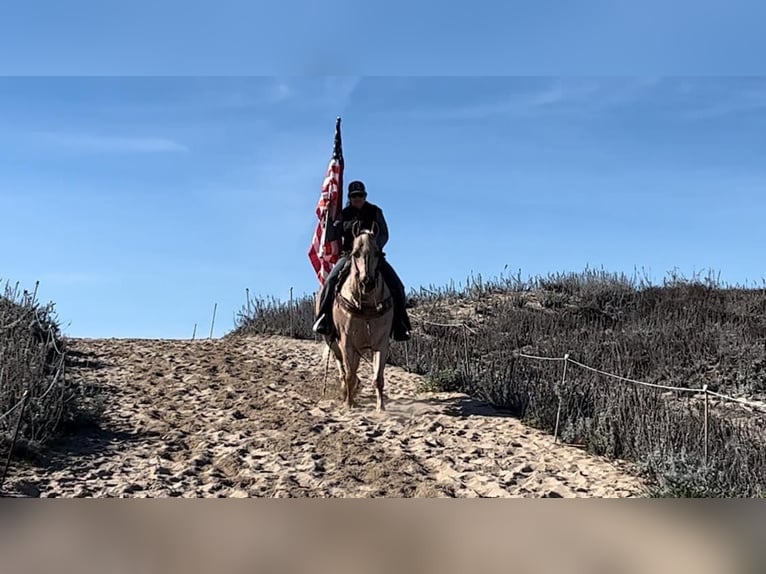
[333,116,343,162]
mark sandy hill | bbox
[5,334,646,497]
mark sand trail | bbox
[5,335,645,497]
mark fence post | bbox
[191,323,197,341]
[404,339,410,373]
[462,324,470,380]
[554,353,570,443]
[289,287,294,338]
[209,303,217,339]
[702,383,709,466]
[1,390,30,492]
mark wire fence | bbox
[248,295,766,425]
[239,286,766,494]
[517,351,766,415]
[0,396,28,424]
[407,317,766,467]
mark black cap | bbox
[348,180,366,197]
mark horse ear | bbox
[370,221,378,236]
[352,220,361,237]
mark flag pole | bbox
[309,116,344,285]
[319,116,343,260]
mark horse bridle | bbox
[352,238,381,289]
[337,230,392,318]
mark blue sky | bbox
[1,1,765,75]
[2,76,766,339]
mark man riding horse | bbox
[312,180,412,341]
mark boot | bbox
[393,321,411,341]
[312,293,335,337]
[312,313,332,336]
[313,268,344,337]
[391,306,411,341]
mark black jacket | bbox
[337,201,389,253]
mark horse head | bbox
[350,229,380,295]
[352,220,378,238]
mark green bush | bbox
[416,368,465,393]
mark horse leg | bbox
[327,339,346,398]
[371,349,387,412]
[343,350,361,409]
[335,356,346,396]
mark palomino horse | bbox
[317,222,394,411]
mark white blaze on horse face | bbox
[353,233,378,292]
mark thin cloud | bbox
[682,88,766,120]
[549,77,662,112]
[270,81,295,102]
[217,80,295,108]
[34,131,188,152]
[106,79,297,115]
[529,86,569,107]
[322,76,360,112]
[403,78,661,121]
[525,79,614,109]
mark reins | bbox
[339,233,392,319]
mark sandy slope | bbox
[4,334,646,497]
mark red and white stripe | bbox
[308,151,343,285]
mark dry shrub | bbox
[0,280,95,457]
[230,267,766,496]
[229,292,316,340]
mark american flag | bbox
[308,117,344,285]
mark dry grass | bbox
[232,267,766,496]
[0,280,98,461]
